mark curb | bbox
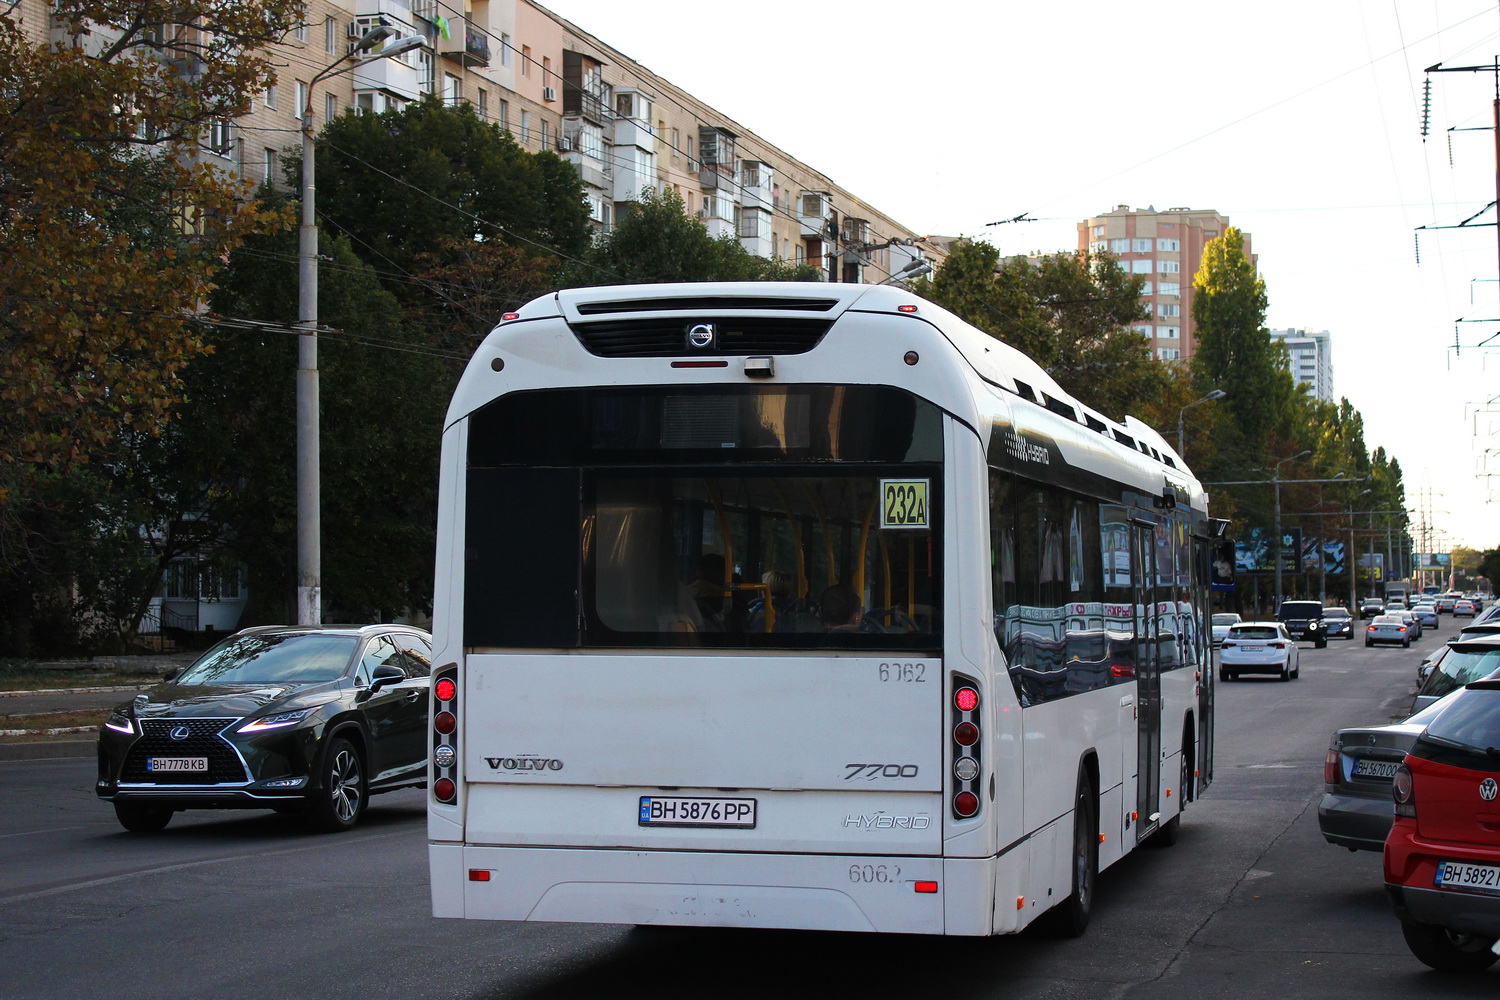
[0,684,153,699]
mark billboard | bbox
[1234,527,1302,574]
[1416,552,1450,573]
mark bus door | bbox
[1131,518,1160,840]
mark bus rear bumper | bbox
[430,844,1003,935]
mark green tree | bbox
[565,187,820,285]
[1188,227,1296,468]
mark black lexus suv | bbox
[97,624,433,833]
[1276,601,1328,649]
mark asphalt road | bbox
[1,616,1495,999]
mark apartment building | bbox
[12,0,931,283]
[1268,328,1334,401]
[1078,206,1254,363]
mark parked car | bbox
[97,624,434,833]
[1411,636,1500,712]
[1322,606,1355,640]
[1384,678,1500,971]
[1275,600,1328,648]
[1366,614,1413,648]
[1318,685,1479,852]
[1359,598,1387,620]
[1211,612,1242,647]
[1218,621,1300,681]
[1411,603,1440,629]
[1454,599,1478,618]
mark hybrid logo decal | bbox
[841,812,932,830]
[484,755,564,772]
[1002,430,1050,466]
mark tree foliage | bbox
[565,187,821,285]
[912,240,1165,420]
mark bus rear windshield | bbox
[464,386,943,651]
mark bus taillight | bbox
[951,676,982,820]
[432,664,459,805]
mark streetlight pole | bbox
[1176,389,1225,458]
[295,28,423,625]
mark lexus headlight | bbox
[104,709,134,735]
[238,708,314,733]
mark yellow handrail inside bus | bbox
[771,479,809,598]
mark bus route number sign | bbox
[881,479,929,529]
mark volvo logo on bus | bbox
[484,756,564,772]
[686,323,716,350]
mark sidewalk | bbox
[0,652,196,762]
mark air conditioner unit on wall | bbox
[542,86,557,102]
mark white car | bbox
[1218,622,1301,682]
[1211,612,1241,647]
[1366,614,1413,648]
[1411,603,1439,629]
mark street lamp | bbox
[1271,450,1312,608]
[296,28,425,626]
[1346,489,1372,609]
[1176,388,1225,458]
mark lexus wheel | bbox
[114,801,173,833]
[307,737,366,833]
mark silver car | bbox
[1411,636,1500,712]
[1411,603,1439,629]
[1210,612,1241,647]
[1365,614,1412,648]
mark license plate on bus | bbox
[1352,759,1399,779]
[639,796,756,828]
[1435,861,1500,893]
[147,757,207,772]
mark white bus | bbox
[428,282,1216,937]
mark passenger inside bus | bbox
[821,584,864,632]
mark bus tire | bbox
[1045,774,1098,937]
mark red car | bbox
[1384,678,1500,972]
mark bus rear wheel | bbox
[1045,775,1097,937]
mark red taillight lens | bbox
[1220,641,1236,648]
[434,711,457,735]
[1324,749,1340,785]
[435,677,456,702]
[954,721,979,746]
[1269,641,1285,649]
[1367,626,1376,631]
[434,777,456,802]
[1397,626,1407,632]
[955,687,979,712]
[954,791,979,817]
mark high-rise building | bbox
[1077,206,1254,363]
[1268,329,1334,401]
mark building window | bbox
[443,73,460,105]
[264,84,278,109]
[521,44,530,76]
[539,118,549,149]
[1133,324,1153,338]
[1157,237,1180,251]
[519,110,531,144]
[1140,281,1153,295]
[1160,326,1180,338]
[1157,347,1181,361]
[1159,281,1180,296]
[294,80,307,116]
[325,16,336,53]
[1132,238,1152,252]
[1089,240,1105,253]
[500,33,511,67]
[417,48,434,94]
[294,20,307,43]
[497,99,509,132]
[477,88,488,120]
[263,148,278,186]
[1109,238,1128,253]
[207,120,231,156]
[1158,303,1179,317]
[1092,225,1104,238]
[542,55,550,82]
[325,93,337,123]
[1157,260,1180,274]
[1131,260,1152,274]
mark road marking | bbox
[0,826,88,840]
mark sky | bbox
[541,0,1500,557]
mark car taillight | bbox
[952,677,982,820]
[1220,641,1237,648]
[1393,763,1415,817]
[1269,641,1285,649]
[1397,626,1407,632]
[432,664,458,805]
[1367,625,1376,631]
[1324,748,1340,785]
